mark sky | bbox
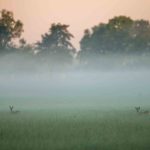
[0,0,150,49]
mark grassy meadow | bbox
[0,71,150,150]
[0,104,150,150]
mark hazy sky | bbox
[0,0,150,48]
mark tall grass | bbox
[0,109,150,150]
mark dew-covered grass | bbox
[0,105,150,150]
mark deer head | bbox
[9,105,14,112]
[135,106,140,112]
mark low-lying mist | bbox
[0,52,150,111]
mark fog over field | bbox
[0,66,150,111]
[0,53,150,150]
[1,4,150,150]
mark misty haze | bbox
[0,69,150,109]
[0,2,150,150]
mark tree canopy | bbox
[36,23,76,69]
[79,16,150,60]
[0,9,23,52]
[0,10,150,71]
[37,23,75,50]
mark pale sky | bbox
[0,0,150,48]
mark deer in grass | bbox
[135,106,150,115]
[9,106,20,114]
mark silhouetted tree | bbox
[79,16,150,67]
[37,23,76,69]
[18,38,34,53]
[0,9,23,53]
[130,20,150,54]
[37,23,75,50]
[106,16,133,53]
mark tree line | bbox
[1,9,150,71]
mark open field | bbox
[0,71,150,149]
[0,106,150,150]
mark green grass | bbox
[0,109,150,150]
